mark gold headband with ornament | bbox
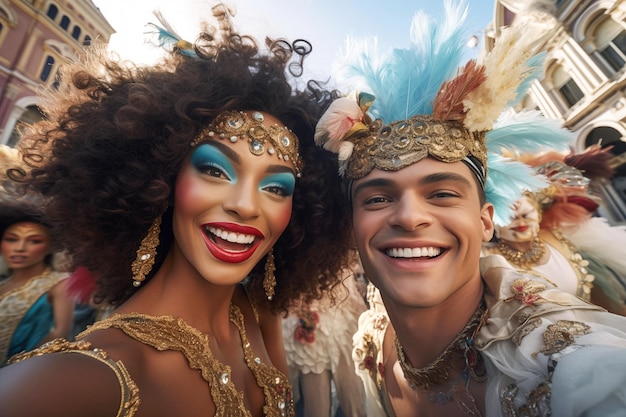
[314,93,487,182]
[193,110,303,176]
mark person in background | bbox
[485,144,626,315]
[283,251,366,417]
[484,188,626,315]
[0,5,351,417]
[0,198,74,366]
[315,1,626,416]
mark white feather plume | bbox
[564,217,626,278]
[463,19,554,131]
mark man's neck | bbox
[385,280,484,369]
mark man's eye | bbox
[431,191,457,199]
[364,196,388,205]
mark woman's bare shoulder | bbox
[0,338,138,417]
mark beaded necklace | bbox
[496,237,546,269]
[394,299,488,415]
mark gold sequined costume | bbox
[352,256,626,416]
[0,269,68,365]
[10,304,294,417]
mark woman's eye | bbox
[203,165,229,179]
[193,161,232,181]
[260,173,295,197]
[263,185,288,196]
[191,144,236,181]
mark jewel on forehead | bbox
[192,110,303,176]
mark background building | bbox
[0,0,113,146]
[484,0,626,224]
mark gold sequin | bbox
[345,114,487,179]
[539,320,591,356]
[79,305,294,416]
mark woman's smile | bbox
[202,222,264,263]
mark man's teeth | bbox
[208,227,255,244]
[386,247,441,258]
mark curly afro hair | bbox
[9,6,353,313]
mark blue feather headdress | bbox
[314,0,571,225]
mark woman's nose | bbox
[223,180,261,220]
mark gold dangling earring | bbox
[131,215,162,287]
[263,248,276,301]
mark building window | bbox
[60,15,70,30]
[83,35,91,46]
[558,79,584,107]
[71,25,81,40]
[8,106,44,147]
[46,4,58,21]
[40,56,55,81]
[593,17,626,74]
[549,64,584,108]
[52,71,61,90]
[599,31,626,72]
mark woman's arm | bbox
[0,349,131,417]
[41,279,75,343]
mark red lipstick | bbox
[202,222,264,263]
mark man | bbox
[315,2,626,416]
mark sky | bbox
[91,0,495,84]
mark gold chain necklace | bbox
[395,299,488,390]
[496,237,546,269]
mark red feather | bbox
[432,60,486,122]
[541,200,591,230]
[66,266,97,304]
[564,144,615,180]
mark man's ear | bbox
[481,202,495,243]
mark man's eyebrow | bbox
[352,178,395,196]
[352,172,472,196]
[419,172,473,187]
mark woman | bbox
[484,190,626,315]
[0,200,74,366]
[0,6,351,417]
[484,145,626,315]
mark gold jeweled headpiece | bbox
[194,110,303,176]
[314,92,487,182]
[338,108,487,180]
